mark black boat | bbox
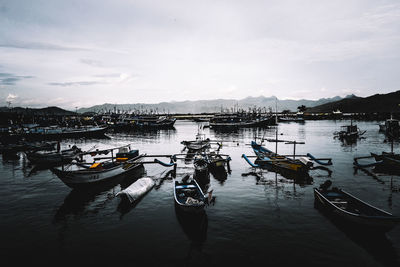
[314,182,400,233]
[26,145,82,166]
[379,115,400,138]
[209,113,276,128]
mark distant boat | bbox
[335,120,365,140]
[278,116,305,122]
[379,115,400,138]
[130,115,176,129]
[314,183,400,233]
[209,113,276,128]
[26,145,82,166]
[21,125,108,140]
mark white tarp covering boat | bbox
[116,177,155,203]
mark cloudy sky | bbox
[0,0,399,110]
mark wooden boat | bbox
[130,115,176,129]
[26,145,82,166]
[209,114,276,128]
[242,140,332,178]
[51,146,144,189]
[314,184,400,233]
[181,133,210,151]
[174,177,207,213]
[335,120,365,140]
[379,115,400,138]
[6,125,109,141]
[251,140,313,177]
[116,177,155,203]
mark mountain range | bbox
[2,90,399,115]
[77,95,352,114]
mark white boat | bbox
[116,177,155,203]
[51,146,144,189]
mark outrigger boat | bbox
[314,180,400,233]
[354,139,400,173]
[242,139,332,178]
[334,120,366,140]
[51,145,175,189]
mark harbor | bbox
[1,119,399,266]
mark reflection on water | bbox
[175,204,208,252]
[53,165,145,223]
[315,206,400,267]
[1,120,400,266]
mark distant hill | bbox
[0,106,76,116]
[307,91,400,113]
[77,95,347,114]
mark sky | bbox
[0,0,399,110]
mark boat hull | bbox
[52,158,144,189]
[314,188,399,233]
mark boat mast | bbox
[275,97,278,154]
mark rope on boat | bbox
[242,154,259,168]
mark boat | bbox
[130,115,176,129]
[335,120,365,140]
[51,146,144,189]
[379,115,400,138]
[5,125,109,141]
[314,181,400,233]
[278,116,305,122]
[205,152,231,183]
[242,140,332,179]
[209,112,276,129]
[116,177,155,203]
[26,145,82,166]
[251,140,312,177]
[181,132,211,152]
[354,139,400,173]
[173,176,207,213]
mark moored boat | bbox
[26,145,82,166]
[174,176,207,213]
[51,146,144,189]
[314,182,400,233]
[116,177,155,203]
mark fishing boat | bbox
[26,145,82,166]
[181,132,211,152]
[242,139,332,178]
[116,177,155,203]
[354,139,400,173]
[252,140,312,177]
[379,115,400,138]
[314,181,400,233]
[130,115,176,129]
[173,176,207,213]
[278,116,305,122]
[209,113,276,129]
[51,145,144,189]
[335,120,365,140]
[10,124,109,141]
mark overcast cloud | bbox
[0,0,399,109]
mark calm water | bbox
[1,120,399,266]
